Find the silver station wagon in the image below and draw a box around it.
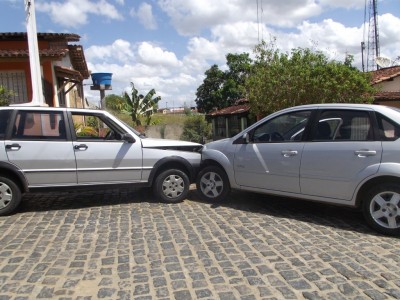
[0,106,202,215]
[197,104,400,236]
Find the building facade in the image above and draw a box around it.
[372,65,400,108]
[0,32,89,107]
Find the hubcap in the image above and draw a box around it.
[370,191,400,229]
[0,182,13,209]
[200,172,223,198]
[162,175,184,199]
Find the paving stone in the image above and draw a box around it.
[0,189,399,299]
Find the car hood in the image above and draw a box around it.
[141,138,202,151]
[203,138,230,152]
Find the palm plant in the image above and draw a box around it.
[123,82,161,126]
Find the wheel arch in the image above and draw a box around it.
[200,156,236,189]
[0,161,29,193]
[201,159,227,175]
[148,156,196,185]
[356,175,400,207]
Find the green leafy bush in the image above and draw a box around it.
[0,86,12,106]
[181,115,211,144]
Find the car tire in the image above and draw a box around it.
[0,176,22,216]
[153,169,190,203]
[362,183,400,236]
[196,166,230,202]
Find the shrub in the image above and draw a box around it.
[181,115,211,144]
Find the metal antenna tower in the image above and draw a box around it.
[366,0,380,71]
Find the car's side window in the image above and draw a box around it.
[313,110,373,141]
[71,112,123,141]
[0,110,12,140]
[12,111,66,140]
[251,110,311,143]
[376,113,400,141]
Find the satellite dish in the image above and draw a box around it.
[376,56,394,68]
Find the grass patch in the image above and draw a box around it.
[109,111,192,127]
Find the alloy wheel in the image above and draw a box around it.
[369,191,400,229]
[199,171,224,198]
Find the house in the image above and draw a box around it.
[371,65,400,108]
[0,32,89,107]
[207,99,254,140]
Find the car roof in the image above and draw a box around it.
[272,103,399,114]
[0,105,103,114]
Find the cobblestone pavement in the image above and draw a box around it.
[0,187,399,300]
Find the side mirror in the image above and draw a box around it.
[233,132,250,144]
[243,132,250,144]
[122,133,135,143]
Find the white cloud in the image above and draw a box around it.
[85,40,196,106]
[36,0,123,28]
[130,2,158,30]
[82,1,400,107]
[157,0,323,35]
[186,37,224,63]
[378,13,400,59]
[318,0,365,9]
[85,39,134,64]
[137,42,181,67]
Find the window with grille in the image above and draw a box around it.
[0,71,28,104]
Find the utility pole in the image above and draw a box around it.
[25,0,45,106]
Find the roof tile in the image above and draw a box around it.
[371,66,400,84]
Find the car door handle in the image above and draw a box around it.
[281,150,298,157]
[74,144,88,151]
[354,150,377,157]
[5,143,21,151]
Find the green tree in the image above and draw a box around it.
[195,53,252,114]
[195,65,224,113]
[222,53,252,101]
[0,86,13,106]
[123,82,161,126]
[105,94,125,112]
[181,115,211,144]
[246,41,376,117]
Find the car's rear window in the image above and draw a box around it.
[376,112,400,141]
[12,111,67,140]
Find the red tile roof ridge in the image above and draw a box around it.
[371,65,400,84]
[208,104,250,116]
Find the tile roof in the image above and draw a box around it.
[0,32,80,42]
[54,65,83,82]
[0,48,68,58]
[371,66,400,84]
[0,32,89,80]
[374,91,400,100]
[208,104,250,116]
[68,45,90,79]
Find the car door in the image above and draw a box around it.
[300,109,382,200]
[70,111,143,184]
[5,109,77,187]
[234,110,312,193]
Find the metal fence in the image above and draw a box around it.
[0,71,28,104]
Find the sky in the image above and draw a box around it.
[1,0,400,109]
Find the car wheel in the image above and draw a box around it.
[154,169,189,203]
[0,176,22,216]
[363,183,400,236]
[196,166,230,202]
